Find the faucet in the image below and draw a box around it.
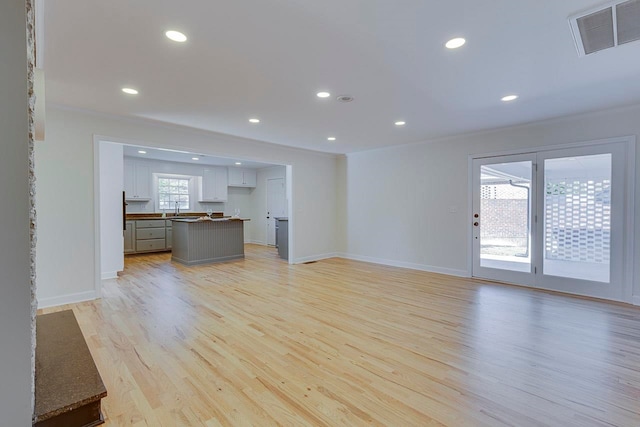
[175,201,180,216]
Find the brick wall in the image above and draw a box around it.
[481,199,528,239]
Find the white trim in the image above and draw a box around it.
[35,0,45,67]
[467,156,474,277]
[101,271,118,280]
[623,139,636,303]
[337,253,468,277]
[93,137,102,299]
[469,135,635,160]
[295,253,340,264]
[38,291,98,309]
[633,296,640,306]
[286,165,294,264]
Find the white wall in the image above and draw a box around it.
[345,103,640,301]
[0,0,34,422]
[99,142,124,279]
[336,155,348,253]
[35,110,97,306]
[36,107,340,305]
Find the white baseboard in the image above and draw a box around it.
[633,295,640,306]
[336,253,469,277]
[246,240,267,246]
[37,290,98,309]
[294,252,340,264]
[101,271,118,280]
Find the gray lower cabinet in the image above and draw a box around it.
[135,219,166,253]
[136,238,166,252]
[124,221,135,253]
[124,218,174,254]
[275,218,288,260]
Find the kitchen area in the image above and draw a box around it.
[125,213,250,265]
[98,141,290,278]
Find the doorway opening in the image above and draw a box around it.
[94,137,293,292]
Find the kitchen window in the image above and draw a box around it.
[157,176,192,211]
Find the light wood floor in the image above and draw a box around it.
[42,244,640,426]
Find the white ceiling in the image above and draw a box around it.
[122,144,274,169]
[42,0,640,154]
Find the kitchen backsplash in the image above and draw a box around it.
[126,199,225,214]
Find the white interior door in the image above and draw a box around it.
[266,178,285,246]
[472,140,632,302]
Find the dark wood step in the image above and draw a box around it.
[33,310,107,427]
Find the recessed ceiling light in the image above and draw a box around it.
[395,121,406,126]
[249,118,260,123]
[137,150,147,154]
[445,38,466,49]
[165,30,187,42]
[192,157,199,161]
[327,137,336,141]
[501,95,519,102]
[317,92,331,98]
[122,87,139,95]
[235,162,242,165]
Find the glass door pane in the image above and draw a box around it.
[543,154,611,283]
[479,161,532,273]
[536,141,628,301]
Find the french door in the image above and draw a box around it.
[473,153,536,286]
[472,141,631,302]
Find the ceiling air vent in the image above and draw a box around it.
[569,0,640,56]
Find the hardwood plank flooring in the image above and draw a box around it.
[41,244,640,426]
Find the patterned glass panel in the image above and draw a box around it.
[543,154,611,283]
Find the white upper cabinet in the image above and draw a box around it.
[201,167,228,202]
[135,164,151,199]
[124,159,151,200]
[228,167,257,187]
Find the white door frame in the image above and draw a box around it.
[468,136,636,303]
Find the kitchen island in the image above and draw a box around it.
[171,218,248,265]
